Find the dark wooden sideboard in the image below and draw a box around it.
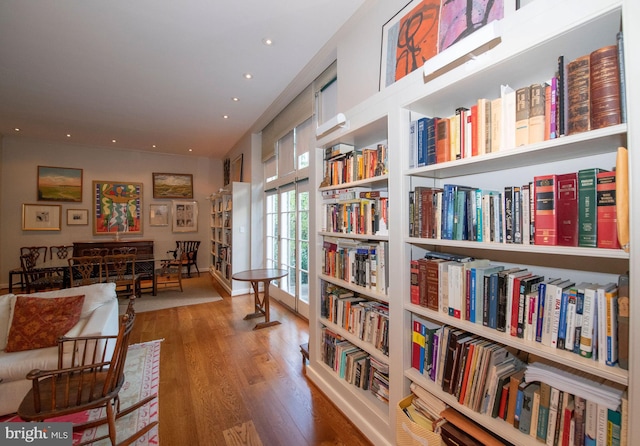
[73,240,155,294]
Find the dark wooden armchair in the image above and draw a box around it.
[18,298,157,446]
[20,253,65,293]
[167,240,201,277]
[104,253,142,298]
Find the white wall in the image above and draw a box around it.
[0,136,221,287]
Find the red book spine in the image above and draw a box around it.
[410,260,420,305]
[596,171,620,249]
[426,259,442,311]
[417,259,429,307]
[534,174,558,245]
[556,172,579,246]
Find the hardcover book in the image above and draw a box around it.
[529,83,546,144]
[617,272,629,370]
[515,85,530,146]
[596,170,620,249]
[436,117,452,164]
[534,174,557,245]
[590,44,622,130]
[567,54,591,135]
[578,168,607,247]
[556,172,578,246]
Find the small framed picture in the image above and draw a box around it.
[67,208,89,226]
[149,203,170,226]
[172,200,198,233]
[22,204,62,231]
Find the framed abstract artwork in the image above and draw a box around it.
[152,173,193,199]
[37,166,83,202]
[172,200,198,233]
[93,181,143,235]
[380,0,503,90]
[22,204,62,231]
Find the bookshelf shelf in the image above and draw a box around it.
[407,303,628,385]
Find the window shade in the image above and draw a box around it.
[261,85,313,162]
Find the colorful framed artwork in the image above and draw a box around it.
[67,208,89,226]
[152,173,194,199]
[22,204,62,231]
[37,166,83,202]
[380,0,503,90]
[172,200,198,233]
[93,181,143,235]
[149,203,170,226]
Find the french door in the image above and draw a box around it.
[265,180,310,318]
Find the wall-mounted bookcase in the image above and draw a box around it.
[209,182,251,296]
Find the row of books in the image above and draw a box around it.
[408,37,625,169]
[410,319,627,445]
[410,253,629,367]
[320,282,389,356]
[322,238,388,294]
[321,142,388,187]
[321,188,389,236]
[320,327,389,403]
[408,167,622,249]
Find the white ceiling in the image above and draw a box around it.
[0,1,364,158]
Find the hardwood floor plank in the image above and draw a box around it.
[223,421,264,446]
[128,276,373,446]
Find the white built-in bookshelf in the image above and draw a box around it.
[308,0,636,444]
[209,182,251,296]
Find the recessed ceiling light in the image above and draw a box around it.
[223,115,229,119]
[243,73,253,79]
[262,38,273,46]
[14,128,20,132]
[188,148,193,152]
[152,144,156,148]
[232,97,239,102]
[112,139,117,143]
[66,134,71,138]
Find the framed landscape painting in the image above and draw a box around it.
[93,181,143,235]
[37,166,83,202]
[152,173,193,199]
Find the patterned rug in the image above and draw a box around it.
[1,339,161,445]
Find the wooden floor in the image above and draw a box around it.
[129,278,374,446]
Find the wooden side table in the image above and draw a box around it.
[232,268,288,330]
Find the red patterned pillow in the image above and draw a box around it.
[5,294,85,352]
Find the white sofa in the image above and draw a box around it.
[0,282,119,416]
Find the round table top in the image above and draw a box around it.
[232,268,288,282]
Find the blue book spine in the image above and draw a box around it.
[475,189,484,242]
[557,288,569,349]
[441,184,457,240]
[488,272,499,329]
[470,269,477,323]
[425,117,437,166]
[417,117,427,167]
[536,282,547,342]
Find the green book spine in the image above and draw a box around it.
[578,168,606,247]
[536,382,551,441]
